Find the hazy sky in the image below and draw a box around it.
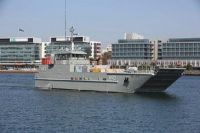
[0,0,200,45]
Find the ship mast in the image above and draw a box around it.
[70,26,75,51]
[65,0,75,51]
[64,0,67,43]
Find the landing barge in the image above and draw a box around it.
[35,50,184,93]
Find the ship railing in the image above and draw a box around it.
[106,69,155,75]
[55,58,88,64]
[134,70,155,74]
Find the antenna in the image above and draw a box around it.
[64,0,67,42]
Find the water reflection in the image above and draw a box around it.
[134,92,178,101]
[36,89,179,101]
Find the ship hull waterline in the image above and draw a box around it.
[35,73,153,93]
[35,68,184,93]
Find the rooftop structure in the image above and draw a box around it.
[124,33,144,40]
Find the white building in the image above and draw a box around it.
[44,36,101,60]
[124,33,144,40]
[90,41,102,59]
[41,42,50,58]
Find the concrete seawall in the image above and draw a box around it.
[0,70,38,74]
[183,70,200,76]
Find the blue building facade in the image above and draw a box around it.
[0,37,41,64]
[45,36,92,58]
[157,38,200,67]
[109,39,155,66]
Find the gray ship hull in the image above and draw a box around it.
[35,65,184,93]
[35,66,152,93]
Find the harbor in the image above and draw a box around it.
[0,0,200,132]
[0,73,200,132]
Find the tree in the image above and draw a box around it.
[102,51,112,65]
[186,63,193,70]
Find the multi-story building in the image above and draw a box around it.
[90,41,102,65]
[2,35,199,69]
[90,41,101,59]
[0,37,42,65]
[109,36,155,67]
[41,42,50,59]
[45,36,92,58]
[45,36,102,64]
[157,38,200,67]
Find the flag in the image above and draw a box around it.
[19,28,24,32]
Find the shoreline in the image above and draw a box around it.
[0,70,200,76]
[183,70,200,76]
[0,70,38,74]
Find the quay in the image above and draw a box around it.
[183,70,200,76]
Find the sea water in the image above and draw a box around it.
[0,74,200,133]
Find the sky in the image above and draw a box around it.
[0,0,200,46]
